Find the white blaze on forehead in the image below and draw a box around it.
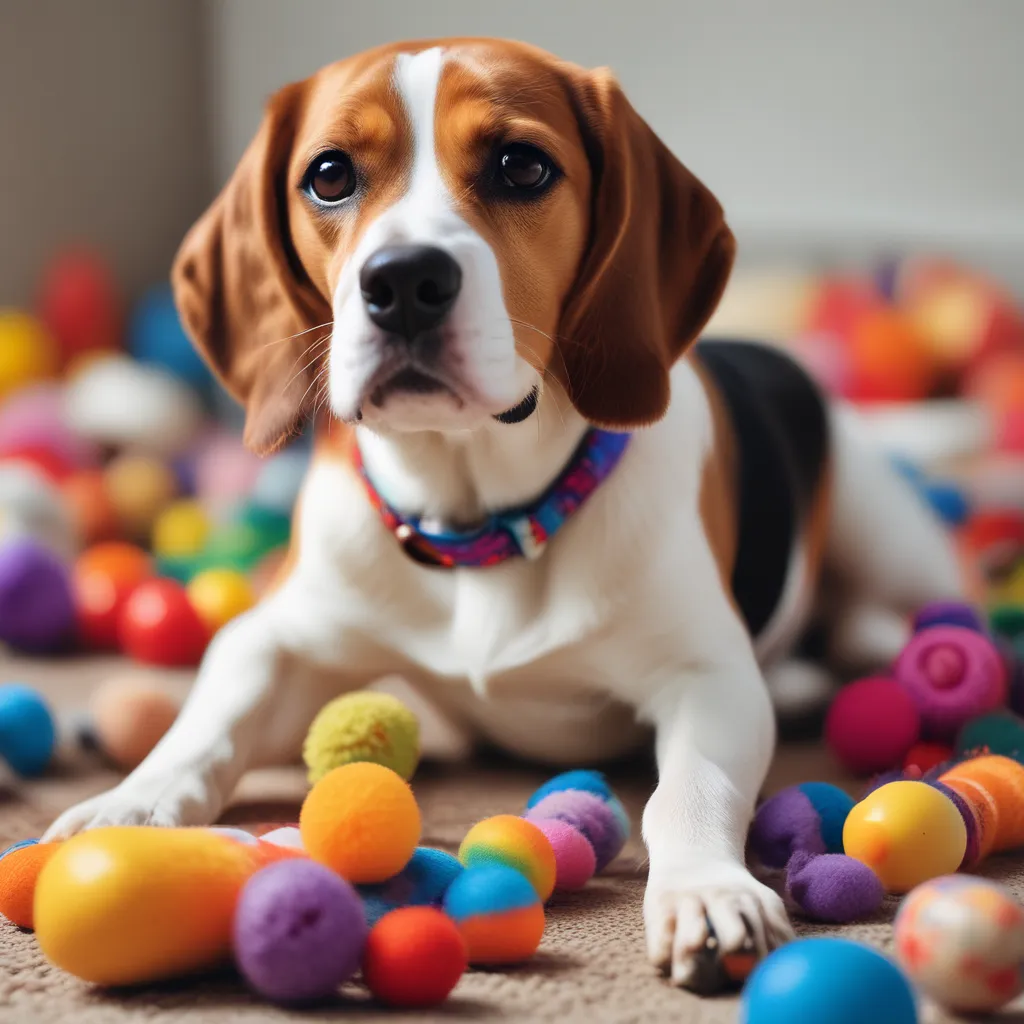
[394,47,448,212]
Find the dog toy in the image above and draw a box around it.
[740,937,918,1024]
[956,710,1024,760]
[186,568,254,634]
[151,499,210,559]
[0,684,56,777]
[784,851,884,923]
[525,768,631,836]
[0,311,57,400]
[749,782,854,867]
[299,762,421,883]
[233,858,367,1005]
[525,789,627,872]
[937,754,1024,865]
[443,864,545,965]
[894,875,1024,1014]
[843,780,967,893]
[903,741,953,775]
[358,846,464,926]
[362,907,468,1008]
[102,452,179,542]
[72,541,153,649]
[825,676,921,775]
[0,839,60,929]
[913,600,986,633]
[88,673,180,770]
[38,250,120,363]
[459,815,557,901]
[302,691,420,784]
[118,576,210,667]
[530,818,596,891]
[0,539,75,653]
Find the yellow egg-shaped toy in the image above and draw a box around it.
[186,568,255,633]
[0,311,58,399]
[34,827,254,985]
[843,781,967,894]
[152,500,210,558]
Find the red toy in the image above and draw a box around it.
[73,542,152,649]
[37,250,121,365]
[118,577,209,666]
[825,676,921,775]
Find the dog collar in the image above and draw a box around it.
[354,428,632,568]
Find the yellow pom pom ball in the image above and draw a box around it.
[104,454,178,540]
[459,815,557,901]
[299,762,421,883]
[0,311,57,399]
[186,568,254,633]
[152,499,210,558]
[843,781,967,894]
[303,691,420,783]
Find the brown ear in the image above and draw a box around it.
[557,69,736,426]
[171,82,331,454]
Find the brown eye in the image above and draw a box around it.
[499,144,555,192]
[305,151,355,204]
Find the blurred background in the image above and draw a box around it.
[0,0,1021,671]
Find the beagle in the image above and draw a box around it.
[47,38,964,989]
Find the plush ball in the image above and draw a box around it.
[749,782,854,869]
[785,851,884,924]
[740,938,918,1024]
[459,815,556,901]
[843,781,967,893]
[359,847,463,927]
[991,604,1024,643]
[151,500,210,559]
[0,384,97,468]
[0,462,76,561]
[443,865,545,965]
[955,711,1024,761]
[118,577,210,666]
[61,469,117,545]
[903,741,953,775]
[530,819,596,891]
[72,541,153,649]
[38,250,120,361]
[913,601,985,634]
[825,676,921,775]
[363,907,467,1007]
[302,691,420,784]
[846,307,937,402]
[0,539,75,654]
[88,673,181,769]
[525,790,626,872]
[894,625,1007,740]
[895,875,1024,1013]
[104,453,178,541]
[129,283,212,390]
[233,859,366,1005]
[0,684,56,776]
[186,568,255,633]
[0,311,57,400]
[299,762,421,884]
[526,770,630,837]
[0,839,60,929]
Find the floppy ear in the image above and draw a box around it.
[557,69,736,426]
[172,82,331,454]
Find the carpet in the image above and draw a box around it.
[3,656,1024,1024]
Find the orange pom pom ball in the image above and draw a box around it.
[0,840,60,929]
[299,762,421,884]
[459,815,557,901]
[363,907,467,1007]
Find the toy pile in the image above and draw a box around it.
[0,689,630,1010]
[0,248,308,671]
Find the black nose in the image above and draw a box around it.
[360,244,462,339]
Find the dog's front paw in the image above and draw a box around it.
[43,773,222,841]
[644,859,793,991]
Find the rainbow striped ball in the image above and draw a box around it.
[458,815,556,901]
[443,865,544,965]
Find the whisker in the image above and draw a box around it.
[258,319,335,352]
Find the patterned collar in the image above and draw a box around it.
[354,428,632,568]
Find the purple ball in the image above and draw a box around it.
[525,790,625,871]
[785,851,884,924]
[913,601,984,634]
[233,859,367,1004]
[0,539,75,653]
[749,788,826,869]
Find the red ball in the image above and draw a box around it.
[0,443,76,483]
[825,676,921,775]
[73,542,152,649]
[903,741,953,776]
[362,907,467,1008]
[37,250,121,362]
[118,578,209,666]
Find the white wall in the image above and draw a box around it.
[205,0,1024,285]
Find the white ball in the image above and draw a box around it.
[0,463,77,559]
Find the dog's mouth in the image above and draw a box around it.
[368,366,460,408]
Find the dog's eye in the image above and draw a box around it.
[304,151,355,204]
[498,144,555,192]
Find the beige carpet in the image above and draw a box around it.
[3,657,1024,1023]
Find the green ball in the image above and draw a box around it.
[303,692,420,783]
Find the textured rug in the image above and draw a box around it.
[2,656,1023,1023]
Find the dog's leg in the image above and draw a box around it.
[44,586,353,839]
[641,623,793,988]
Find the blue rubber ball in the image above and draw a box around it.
[0,684,56,776]
[741,939,917,1024]
[129,283,212,390]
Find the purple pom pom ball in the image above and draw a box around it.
[525,790,625,871]
[786,851,884,924]
[234,859,367,1004]
[0,539,75,653]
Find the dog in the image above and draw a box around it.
[46,38,964,988]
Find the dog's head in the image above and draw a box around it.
[173,39,734,452]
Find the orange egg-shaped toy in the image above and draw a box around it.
[459,815,556,901]
[89,674,181,769]
[34,827,255,985]
[73,541,152,649]
[299,762,421,883]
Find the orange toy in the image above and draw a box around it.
[62,469,118,545]
[0,841,60,929]
[846,308,937,403]
[299,762,421,884]
[459,815,557,901]
[72,541,152,649]
[938,755,1024,866]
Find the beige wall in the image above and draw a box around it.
[0,0,210,307]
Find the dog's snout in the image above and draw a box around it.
[360,245,462,339]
